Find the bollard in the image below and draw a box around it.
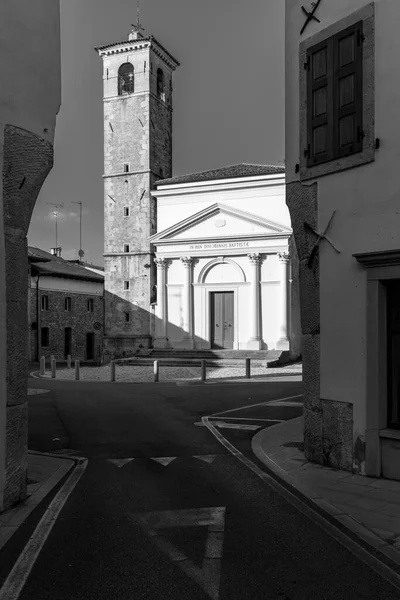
[75,360,80,380]
[40,356,45,376]
[50,354,55,361]
[111,360,116,382]
[51,358,56,379]
[201,359,206,382]
[67,354,72,369]
[245,358,251,379]
[154,360,159,383]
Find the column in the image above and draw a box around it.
[247,253,262,350]
[153,257,169,349]
[180,257,194,349]
[276,252,290,350]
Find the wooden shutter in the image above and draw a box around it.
[332,21,363,158]
[306,38,334,166]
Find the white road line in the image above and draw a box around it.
[209,416,283,423]
[150,457,177,466]
[0,460,87,600]
[106,458,135,468]
[209,394,303,418]
[201,416,400,593]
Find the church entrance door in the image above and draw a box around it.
[211,292,234,349]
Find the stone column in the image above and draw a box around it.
[180,257,194,349]
[247,253,262,350]
[153,257,169,349]
[276,252,290,350]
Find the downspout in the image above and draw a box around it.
[36,273,40,361]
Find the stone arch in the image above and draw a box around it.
[198,257,246,284]
[118,63,134,95]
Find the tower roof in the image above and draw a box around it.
[155,163,285,186]
[95,35,179,69]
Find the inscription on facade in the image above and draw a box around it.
[189,241,250,250]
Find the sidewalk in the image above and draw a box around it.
[252,416,400,567]
[0,451,75,551]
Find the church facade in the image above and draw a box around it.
[150,164,301,355]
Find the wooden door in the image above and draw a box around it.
[211,292,234,349]
[86,332,95,360]
[387,281,400,428]
[64,327,72,358]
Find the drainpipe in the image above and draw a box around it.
[36,273,40,362]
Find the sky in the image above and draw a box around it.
[27,0,285,266]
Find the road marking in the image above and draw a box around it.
[193,455,218,464]
[130,506,225,600]
[266,401,304,407]
[210,416,284,423]
[194,421,260,431]
[209,394,303,418]
[0,459,87,600]
[150,457,177,466]
[106,458,135,468]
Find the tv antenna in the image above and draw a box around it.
[46,202,64,247]
[71,200,84,261]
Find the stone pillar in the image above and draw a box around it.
[247,253,262,350]
[153,257,169,349]
[180,257,194,349]
[276,252,290,350]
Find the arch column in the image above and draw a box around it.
[276,252,290,350]
[180,257,194,349]
[153,257,169,349]
[247,253,262,350]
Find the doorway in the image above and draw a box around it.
[86,332,95,360]
[211,291,234,349]
[64,327,72,358]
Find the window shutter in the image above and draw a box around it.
[332,21,363,157]
[306,38,334,166]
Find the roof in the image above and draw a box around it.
[155,163,285,187]
[95,35,180,67]
[28,247,104,283]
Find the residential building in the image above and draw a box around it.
[28,247,104,362]
[150,164,301,356]
[285,0,400,479]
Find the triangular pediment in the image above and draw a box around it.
[149,203,291,244]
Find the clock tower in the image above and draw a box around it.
[96,25,179,356]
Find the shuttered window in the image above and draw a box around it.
[306,21,363,166]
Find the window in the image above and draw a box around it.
[118,63,134,95]
[124,207,130,217]
[124,311,130,322]
[124,163,130,173]
[41,327,49,347]
[124,244,130,253]
[41,295,49,311]
[305,21,363,166]
[87,298,94,312]
[157,68,165,100]
[65,297,72,311]
[124,281,130,290]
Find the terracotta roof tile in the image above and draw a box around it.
[155,163,285,186]
[28,247,104,283]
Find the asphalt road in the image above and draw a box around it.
[4,377,400,599]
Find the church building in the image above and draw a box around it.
[96,24,300,358]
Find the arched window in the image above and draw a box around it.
[157,68,165,100]
[118,63,134,95]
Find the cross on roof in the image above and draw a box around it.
[131,0,144,33]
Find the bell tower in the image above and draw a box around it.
[96,25,179,356]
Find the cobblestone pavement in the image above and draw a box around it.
[35,362,302,383]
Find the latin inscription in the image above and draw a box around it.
[189,241,250,251]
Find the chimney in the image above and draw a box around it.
[50,247,62,257]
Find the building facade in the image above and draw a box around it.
[96,25,179,357]
[286,0,400,479]
[28,248,104,362]
[150,164,301,355]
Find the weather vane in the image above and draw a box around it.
[132,0,144,34]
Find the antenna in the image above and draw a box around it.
[71,200,84,261]
[46,202,64,248]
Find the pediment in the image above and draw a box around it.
[149,203,291,244]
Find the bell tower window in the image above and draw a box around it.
[157,68,165,101]
[118,63,135,95]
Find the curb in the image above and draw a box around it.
[252,421,400,570]
[0,451,79,553]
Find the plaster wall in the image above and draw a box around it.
[286,0,400,468]
[0,0,61,510]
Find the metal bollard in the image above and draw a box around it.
[40,356,46,376]
[154,360,159,383]
[245,358,251,379]
[75,360,80,380]
[201,359,206,382]
[111,360,116,382]
[51,358,56,379]
[67,354,72,369]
